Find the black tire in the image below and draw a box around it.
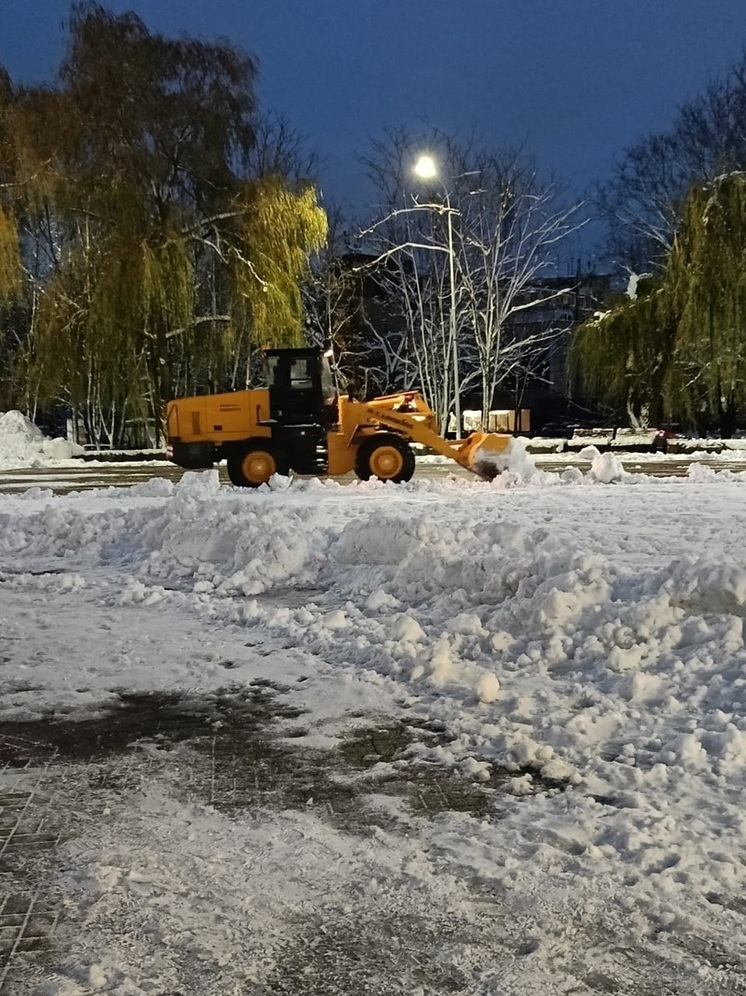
[227,441,289,487]
[354,433,415,483]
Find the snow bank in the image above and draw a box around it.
[3,469,746,790]
[3,467,746,992]
[0,409,83,468]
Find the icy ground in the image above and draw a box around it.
[1,424,746,991]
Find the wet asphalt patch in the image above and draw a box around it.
[0,683,570,991]
[0,683,567,829]
[2,688,736,995]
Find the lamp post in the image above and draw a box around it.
[413,155,461,438]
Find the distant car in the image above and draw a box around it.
[610,427,673,454]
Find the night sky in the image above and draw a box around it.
[3,0,746,222]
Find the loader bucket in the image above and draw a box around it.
[456,431,513,479]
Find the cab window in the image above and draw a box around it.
[289,357,313,389]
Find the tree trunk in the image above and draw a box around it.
[719,395,738,438]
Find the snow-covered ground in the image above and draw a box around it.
[2,423,746,993]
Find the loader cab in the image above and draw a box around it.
[265,347,337,426]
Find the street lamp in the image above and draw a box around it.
[413,155,461,438]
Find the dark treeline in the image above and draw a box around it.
[3,5,746,443]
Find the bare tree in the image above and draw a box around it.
[599,51,746,272]
[359,127,585,430]
[453,153,584,426]
[247,111,321,184]
[303,209,393,397]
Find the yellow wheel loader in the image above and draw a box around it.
[165,347,511,487]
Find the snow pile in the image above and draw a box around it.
[473,435,540,482]
[584,444,628,483]
[3,467,746,992]
[3,469,746,778]
[0,409,83,468]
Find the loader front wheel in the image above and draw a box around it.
[227,442,289,488]
[354,434,415,483]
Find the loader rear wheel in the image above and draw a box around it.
[354,434,415,483]
[227,442,289,487]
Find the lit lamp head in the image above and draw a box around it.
[413,155,437,180]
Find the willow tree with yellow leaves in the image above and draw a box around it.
[0,3,326,445]
[0,69,25,406]
[572,171,746,436]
